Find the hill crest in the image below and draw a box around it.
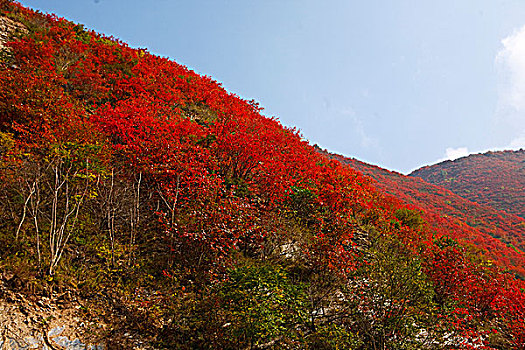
[411,149,525,218]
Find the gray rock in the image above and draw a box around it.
[0,330,102,350]
[48,326,64,337]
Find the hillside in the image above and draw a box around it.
[410,149,525,218]
[323,149,525,277]
[0,1,524,349]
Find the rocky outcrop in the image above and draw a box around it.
[0,272,157,350]
[1,325,103,350]
[0,278,105,350]
[0,15,27,50]
[0,299,105,349]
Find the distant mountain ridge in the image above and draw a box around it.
[410,149,525,218]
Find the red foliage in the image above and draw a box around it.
[324,150,525,277]
[1,3,524,345]
[412,150,525,219]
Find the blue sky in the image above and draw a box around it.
[17,0,525,173]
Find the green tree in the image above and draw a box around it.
[345,233,442,349]
[218,263,309,349]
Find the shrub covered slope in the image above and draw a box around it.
[0,2,524,349]
[411,150,525,219]
[325,150,525,278]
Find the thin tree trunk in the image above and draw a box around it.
[15,181,36,241]
[128,172,141,266]
[30,181,41,273]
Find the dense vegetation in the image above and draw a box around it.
[410,150,525,219]
[0,1,524,348]
[325,150,525,278]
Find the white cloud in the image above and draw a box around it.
[431,142,523,168]
[444,147,470,161]
[418,147,472,170]
[496,26,525,111]
[494,26,525,149]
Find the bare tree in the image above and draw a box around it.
[46,156,90,276]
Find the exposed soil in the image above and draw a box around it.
[0,272,157,350]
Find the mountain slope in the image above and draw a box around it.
[0,2,524,348]
[410,149,525,218]
[323,148,525,277]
